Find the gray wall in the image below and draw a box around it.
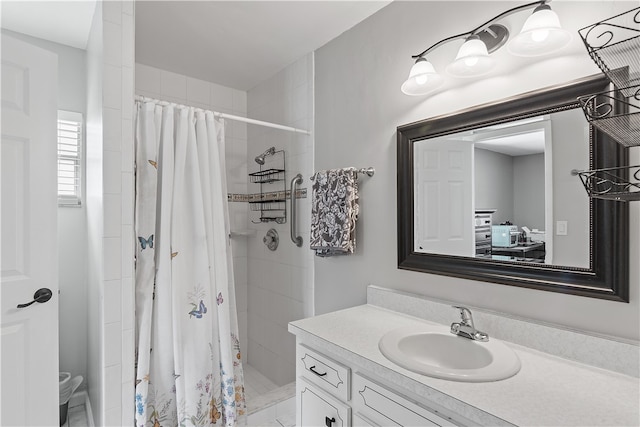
[1,29,89,388]
[314,1,639,341]
[513,153,545,230]
[551,109,591,267]
[474,148,514,225]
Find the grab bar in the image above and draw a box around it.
[290,173,303,247]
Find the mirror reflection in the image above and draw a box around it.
[413,108,590,268]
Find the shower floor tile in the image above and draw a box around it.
[244,363,279,403]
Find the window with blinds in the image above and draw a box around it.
[57,110,83,206]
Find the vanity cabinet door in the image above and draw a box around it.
[353,373,458,426]
[298,377,351,427]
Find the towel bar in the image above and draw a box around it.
[310,167,375,181]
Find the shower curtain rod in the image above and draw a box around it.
[135,95,311,136]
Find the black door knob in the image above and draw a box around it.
[17,288,53,308]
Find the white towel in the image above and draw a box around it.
[309,168,359,257]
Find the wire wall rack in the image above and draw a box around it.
[249,168,285,184]
[572,165,640,201]
[578,84,640,147]
[574,7,640,202]
[248,200,286,212]
[578,7,640,91]
[577,7,640,150]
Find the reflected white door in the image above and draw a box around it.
[1,35,59,426]
[414,139,474,257]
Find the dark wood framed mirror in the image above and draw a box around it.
[397,74,629,301]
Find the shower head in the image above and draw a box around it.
[255,147,276,165]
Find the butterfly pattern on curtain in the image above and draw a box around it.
[134,101,246,427]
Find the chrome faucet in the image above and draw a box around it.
[450,306,489,342]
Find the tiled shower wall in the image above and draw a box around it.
[246,53,315,386]
[134,63,250,357]
[85,1,135,425]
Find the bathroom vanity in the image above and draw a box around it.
[288,286,639,426]
[294,342,463,426]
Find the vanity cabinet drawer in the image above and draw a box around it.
[297,344,350,401]
[298,377,351,427]
[352,373,459,427]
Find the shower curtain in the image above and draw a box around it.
[134,101,246,427]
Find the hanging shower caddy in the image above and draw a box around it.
[573,6,640,201]
[249,149,287,223]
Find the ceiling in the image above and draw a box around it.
[475,130,545,157]
[135,1,391,91]
[1,1,96,49]
[474,117,547,156]
[1,1,390,91]
[445,116,546,157]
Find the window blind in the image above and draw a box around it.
[57,110,83,206]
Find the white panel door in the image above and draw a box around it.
[1,34,59,426]
[414,139,474,257]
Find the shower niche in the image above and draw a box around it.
[250,147,287,224]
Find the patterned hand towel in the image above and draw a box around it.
[310,168,359,257]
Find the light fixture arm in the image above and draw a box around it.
[411,0,547,59]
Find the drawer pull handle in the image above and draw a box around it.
[309,365,327,377]
[325,416,336,427]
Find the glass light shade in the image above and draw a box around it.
[507,5,572,57]
[401,58,444,96]
[446,36,495,78]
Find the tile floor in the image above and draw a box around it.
[61,365,295,427]
[62,400,89,427]
[244,364,295,426]
[64,395,295,427]
[244,363,280,405]
[246,395,295,427]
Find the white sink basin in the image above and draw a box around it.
[378,325,521,382]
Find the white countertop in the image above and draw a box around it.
[289,304,640,427]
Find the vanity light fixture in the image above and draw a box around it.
[508,4,572,57]
[401,0,572,96]
[446,34,496,78]
[401,57,444,95]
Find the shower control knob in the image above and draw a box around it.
[263,228,279,251]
